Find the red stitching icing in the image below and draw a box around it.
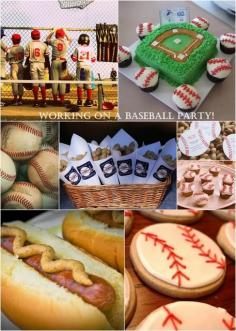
[29,159,57,191]
[198,130,209,148]
[119,46,130,56]
[2,193,33,209]
[3,122,42,137]
[211,64,232,76]
[178,226,226,269]
[1,148,38,159]
[221,38,236,45]
[174,90,192,107]
[141,232,190,286]
[221,185,233,194]
[224,33,235,38]
[179,135,189,156]
[0,170,16,181]
[197,16,208,24]
[224,137,233,160]
[144,70,157,87]
[147,23,153,32]
[181,85,200,100]
[135,67,145,80]
[208,58,226,64]
[192,20,202,28]
[162,306,182,331]
[222,317,235,330]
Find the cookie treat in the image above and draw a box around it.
[180,182,194,197]
[130,223,226,298]
[136,301,235,330]
[220,185,233,200]
[173,84,201,112]
[193,192,209,207]
[199,172,213,183]
[222,174,234,186]
[217,222,235,260]
[191,17,209,30]
[134,67,159,92]
[183,170,196,182]
[136,22,154,40]
[209,165,221,177]
[139,210,203,224]
[207,58,232,83]
[125,269,136,326]
[118,45,132,68]
[220,33,235,54]
[125,210,134,236]
[189,163,200,174]
[202,182,215,195]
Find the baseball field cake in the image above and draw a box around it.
[135,22,217,86]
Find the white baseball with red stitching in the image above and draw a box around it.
[220,33,236,50]
[134,67,159,89]
[207,58,232,79]
[0,150,16,193]
[118,45,131,63]
[191,16,209,30]
[28,149,59,193]
[136,22,154,38]
[173,84,201,110]
[1,122,43,161]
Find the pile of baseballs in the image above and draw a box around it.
[1,122,59,209]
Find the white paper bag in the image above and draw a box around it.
[60,162,82,186]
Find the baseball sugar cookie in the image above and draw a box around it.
[118,45,132,68]
[2,181,42,209]
[0,150,16,193]
[130,223,226,298]
[191,16,209,30]
[223,134,236,161]
[1,122,43,160]
[139,210,203,224]
[136,22,154,40]
[136,301,235,330]
[125,210,134,236]
[28,149,59,193]
[207,58,232,83]
[134,67,159,92]
[125,269,136,326]
[217,221,235,260]
[173,84,201,112]
[220,33,235,54]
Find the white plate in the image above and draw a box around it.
[119,39,234,114]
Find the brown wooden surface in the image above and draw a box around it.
[125,211,235,329]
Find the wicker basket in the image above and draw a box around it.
[64,176,171,209]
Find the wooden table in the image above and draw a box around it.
[126,211,235,329]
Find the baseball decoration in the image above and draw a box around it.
[136,301,235,330]
[1,122,43,161]
[207,58,232,83]
[191,17,209,30]
[136,22,154,40]
[28,149,59,193]
[139,210,203,224]
[0,150,16,193]
[217,222,235,260]
[41,192,58,209]
[118,45,132,68]
[220,33,235,54]
[223,134,236,161]
[173,84,201,111]
[2,182,42,209]
[134,67,159,92]
[130,223,226,298]
[178,129,209,157]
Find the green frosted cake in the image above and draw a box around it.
[135,22,217,86]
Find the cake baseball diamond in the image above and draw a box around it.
[135,23,217,86]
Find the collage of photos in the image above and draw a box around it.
[0,1,235,331]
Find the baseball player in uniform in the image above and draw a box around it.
[71,34,96,107]
[1,28,8,107]
[6,34,24,105]
[25,29,49,107]
[46,28,71,105]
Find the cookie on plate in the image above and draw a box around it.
[191,16,209,30]
[139,210,203,224]
[125,269,136,326]
[207,58,232,83]
[184,170,196,182]
[199,172,213,183]
[202,182,215,195]
[130,223,226,298]
[136,301,235,330]
[193,192,209,207]
[209,165,221,177]
[134,67,159,92]
[136,22,154,40]
[222,174,234,186]
[220,33,235,54]
[125,210,134,236]
[217,222,235,260]
[189,163,200,174]
[172,84,201,112]
[220,185,233,199]
[180,182,194,197]
[118,45,132,68]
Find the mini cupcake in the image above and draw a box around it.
[134,67,159,92]
[209,165,221,177]
[180,182,194,197]
[191,17,209,30]
[184,170,196,183]
[136,22,154,40]
[207,58,232,83]
[193,192,209,207]
[202,182,215,195]
[118,45,132,68]
[220,185,233,199]
[220,33,235,54]
[189,163,200,174]
[222,174,234,186]
[173,84,201,112]
[199,172,213,183]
